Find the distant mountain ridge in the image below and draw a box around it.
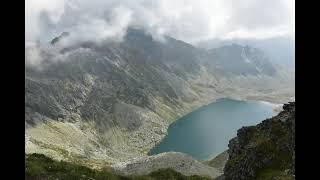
[207,44,276,76]
[196,37,295,70]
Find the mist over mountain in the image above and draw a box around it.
[26,0,294,45]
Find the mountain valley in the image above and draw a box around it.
[25,28,294,178]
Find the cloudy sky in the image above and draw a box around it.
[25,0,295,44]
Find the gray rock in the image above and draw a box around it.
[111,152,222,179]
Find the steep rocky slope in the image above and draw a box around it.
[222,102,295,180]
[25,27,294,168]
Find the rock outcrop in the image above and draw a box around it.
[51,32,70,45]
[111,152,222,179]
[223,102,295,180]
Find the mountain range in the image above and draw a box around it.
[25,27,294,176]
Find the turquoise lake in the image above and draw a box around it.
[148,98,275,160]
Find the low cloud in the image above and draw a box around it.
[25,0,294,66]
[26,0,294,44]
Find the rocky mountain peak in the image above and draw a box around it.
[50,32,70,45]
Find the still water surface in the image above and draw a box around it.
[149,98,275,160]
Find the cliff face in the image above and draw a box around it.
[223,102,295,180]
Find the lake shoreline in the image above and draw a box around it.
[148,97,278,161]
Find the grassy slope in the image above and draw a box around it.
[25,153,211,180]
[205,151,228,172]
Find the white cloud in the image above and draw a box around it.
[60,6,133,46]
[25,0,65,43]
[25,42,43,68]
[25,0,295,44]
[222,0,295,40]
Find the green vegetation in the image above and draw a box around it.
[225,153,245,169]
[254,122,293,173]
[136,169,211,180]
[26,153,127,180]
[256,168,294,180]
[205,150,228,171]
[26,153,211,180]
